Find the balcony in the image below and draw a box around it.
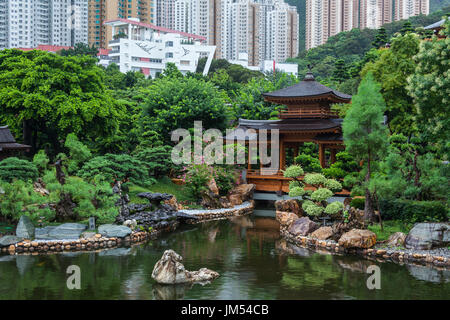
[278,108,339,119]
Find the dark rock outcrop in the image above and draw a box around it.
[114,186,197,231]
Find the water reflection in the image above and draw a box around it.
[0,216,448,300]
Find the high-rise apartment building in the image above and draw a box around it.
[154,0,298,65]
[88,0,155,48]
[306,0,429,50]
[395,0,429,20]
[0,0,88,49]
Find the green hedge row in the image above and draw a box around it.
[378,199,448,223]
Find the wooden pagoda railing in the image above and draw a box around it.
[278,108,339,119]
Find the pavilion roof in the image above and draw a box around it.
[263,72,351,103]
[224,118,342,141]
[0,126,31,151]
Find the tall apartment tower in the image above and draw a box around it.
[395,0,429,20]
[0,0,88,49]
[359,0,393,29]
[306,0,357,50]
[267,1,299,63]
[88,0,155,48]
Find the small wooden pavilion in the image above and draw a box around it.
[0,126,31,160]
[226,72,352,193]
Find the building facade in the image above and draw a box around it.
[88,0,155,49]
[306,0,429,50]
[104,18,216,78]
[0,0,88,49]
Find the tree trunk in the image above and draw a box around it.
[364,150,375,221]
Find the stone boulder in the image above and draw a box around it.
[16,215,35,239]
[35,226,57,240]
[229,184,255,202]
[386,232,407,247]
[275,211,298,229]
[164,196,179,211]
[123,219,137,230]
[207,178,219,196]
[0,235,22,247]
[48,223,87,239]
[275,199,301,215]
[228,194,243,206]
[288,217,318,236]
[310,226,334,240]
[98,224,132,238]
[404,223,449,250]
[152,249,219,284]
[338,229,377,249]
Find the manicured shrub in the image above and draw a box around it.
[33,150,50,174]
[350,197,365,210]
[134,145,173,178]
[289,186,306,198]
[0,157,38,182]
[304,173,327,186]
[311,188,333,202]
[325,201,344,215]
[324,179,342,192]
[294,154,322,173]
[379,199,448,223]
[322,167,346,179]
[283,165,304,178]
[214,166,238,196]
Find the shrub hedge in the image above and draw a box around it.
[379,199,448,223]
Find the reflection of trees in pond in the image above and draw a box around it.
[152,283,192,300]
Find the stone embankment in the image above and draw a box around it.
[179,201,255,223]
[276,199,450,269]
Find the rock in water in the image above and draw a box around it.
[338,229,377,249]
[98,224,132,238]
[405,223,449,250]
[0,235,22,247]
[16,216,35,239]
[152,250,219,284]
[48,223,87,239]
[276,211,299,229]
[288,216,318,236]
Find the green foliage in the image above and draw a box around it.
[324,179,342,192]
[407,18,450,150]
[59,43,99,57]
[322,167,346,179]
[379,199,448,223]
[213,166,238,196]
[372,27,388,48]
[134,146,173,179]
[304,173,327,186]
[350,197,365,210]
[182,164,212,199]
[64,133,92,174]
[311,188,333,202]
[332,59,349,83]
[283,165,304,178]
[78,154,154,187]
[325,201,344,215]
[289,186,306,198]
[343,73,389,163]
[303,202,324,216]
[0,50,125,155]
[362,33,420,136]
[0,180,53,222]
[323,151,360,180]
[33,150,50,174]
[294,154,322,173]
[0,157,38,182]
[368,220,413,242]
[139,75,228,142]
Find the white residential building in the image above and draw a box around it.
[104,18,216,78]
[0,0,88,49]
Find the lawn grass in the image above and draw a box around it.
[368,220,413,242]
[128,176,198,206]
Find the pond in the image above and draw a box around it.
[0,213,449,300]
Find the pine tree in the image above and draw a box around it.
[342,73,389,220]
[332,59,349,83]
[400,21,414,35]
[372,27,388,48]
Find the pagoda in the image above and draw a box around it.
[0,126,31,160]
[226,71,352,193]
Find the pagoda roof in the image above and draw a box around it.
[263,72,351,103]
[225,118,342,141]
[0,126,31,152]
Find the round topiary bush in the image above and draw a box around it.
[283,165,304,178]
[324,201,344,215]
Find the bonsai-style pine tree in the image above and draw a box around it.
[343,73,388,221]
[284,165,344,218]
